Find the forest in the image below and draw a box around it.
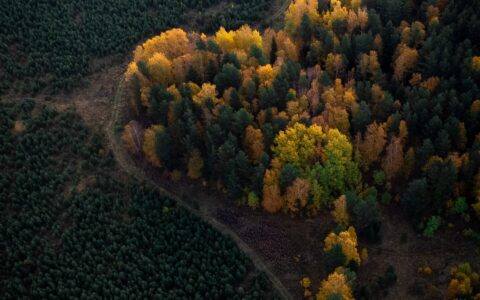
[0,0,271,94]
[1,0,480,298]
[0,100,274,299]
[121,0,480,298]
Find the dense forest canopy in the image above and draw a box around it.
[123,0,480,243]
[121,2,480,296]
[0,100,274,299]
[0,0,272,94]
[2,0,480,298]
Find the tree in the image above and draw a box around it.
[243,125,265,162]
[133,28,192,62]
[143,125,164,167]
[234,25,263,53]
[332,195,349,227]
[358,51,380,79]
[262,167,283,213]
[215,27,236,52]
[351,101,372,133]
[155,127,174,170]
[279,163,301,192]
[147,53,173,86]
[256,64,278,86]
[193,83,218,106]
[285,178,311,212]
[318,103,350,134]
[285,0,320,34]
[272,123,324,168]
[356,122,387,169]
[250,45,267,65]
[270,37,278,64]
[214,25,263,54]
[393,43,419,81]
[324,227,360,266]
[316,270,354,300]
[382,136,404,182]
[299,13,313,42]
[472,56,480,72]
[325,53,345,78]
[214,63,242,94]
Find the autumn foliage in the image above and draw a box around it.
[122,0,480,229]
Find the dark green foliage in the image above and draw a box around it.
[0,0,273,95]
[279,163,301,193]
[299,13,313,42]
[352,101,372,133]
[269,37,278,65]
[401,178,429,222]
[149,84,174,125]
[250,45,268,66]
[324,244,347,273]
[346,191,382,242]
[222,52,242,69]
[214,63,242,94]
[0,101,274,298]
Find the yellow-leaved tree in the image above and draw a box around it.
[147,53,173,86]
[324,226,361,265]
[316,269,354,300]
[142,125,164,167]
[272,122,325,167]
[285,0,320,34]
[133,28,192,62]
[332,195,349,227]
[192,83,218,106]
[214,25,262,54]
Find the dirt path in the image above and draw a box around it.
[106,79,293,300]
[266,0,292,25]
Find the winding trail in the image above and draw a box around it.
[106,79,293,300]
[265,0,292,25]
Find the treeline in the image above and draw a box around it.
[0,0,272,95]
[123,0,480,241]
[0,100,274,299]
